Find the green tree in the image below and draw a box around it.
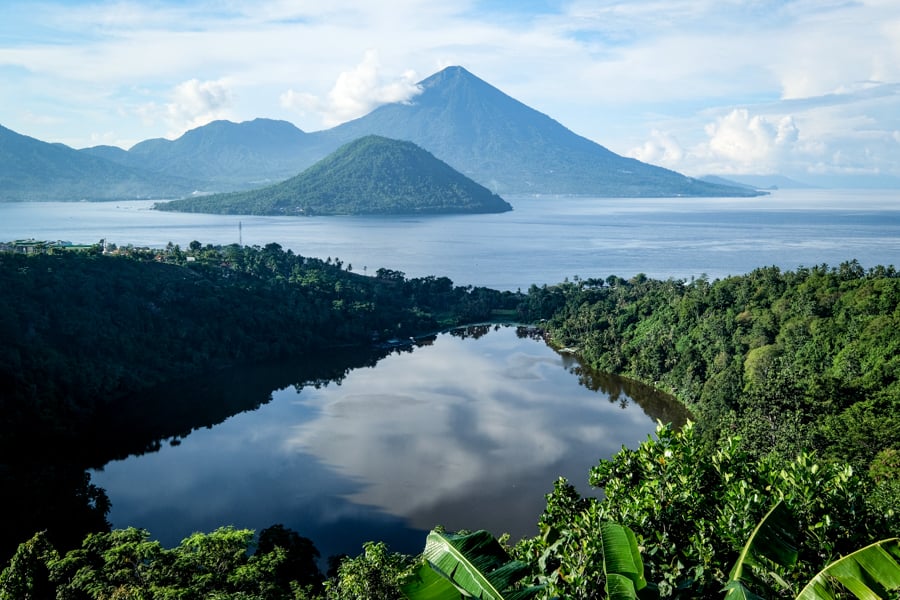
[521,423,888,599]
[325,541,413,600]
[256,524,323,594]
[0,531,59,600]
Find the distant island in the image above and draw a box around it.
[156,135,513,216]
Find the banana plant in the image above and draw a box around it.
[796,538,900,600]
[724,500,900,600]
[723,500,799,599]
[400,529,543,600]
[401,523,650,600]
[595,521,650,600]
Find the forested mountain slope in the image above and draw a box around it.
[157,135,512,215]
[86,118,318,189]
[528,263,900,471]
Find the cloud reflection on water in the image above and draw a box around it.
[93,326,678,557]
[282,327,656,538]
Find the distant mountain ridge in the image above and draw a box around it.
[157,135,513,215]
[0,125,196,201]
[702,174,819,190]
[81,118,318,190]
[2,66,764,201]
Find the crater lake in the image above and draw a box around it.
[2,189,898,560]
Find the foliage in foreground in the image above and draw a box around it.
[0,526,314,600]
[796,538,900,600]
[724,500,900,600]
[401,529,543,600]
[514,423,898,599]
[5,425,896,600]
[402,522,900,600]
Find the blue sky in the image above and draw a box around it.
[2,0,899,185]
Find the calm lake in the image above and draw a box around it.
[88,325,688,561]
[3,189,899,559]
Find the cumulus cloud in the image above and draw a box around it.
[280,50,421,126]
[630,109,811,175]
[278,89,320,115]
[629,129,685,167]
[165,78,234,134]
[703,108,799,173]
[134,78,234,138]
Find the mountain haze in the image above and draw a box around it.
[703,174,818,190]
[83,118,318,190]
[4,66,764,200]
[321,66,758,196]
[157,135,512,215]
[0,125,196,201]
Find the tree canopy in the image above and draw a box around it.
[2,248,899,599]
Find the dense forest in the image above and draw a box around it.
[0,242,522,572]
[0,240,519,432]
[157,135,513,216]
[1,247,898,599]
[528,264,900,472]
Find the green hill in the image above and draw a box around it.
[157,135,513,215]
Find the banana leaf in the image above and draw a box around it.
[795,538,900,600]
[400,529,543,600]
[600,522,648,599]
[724,500,799,600]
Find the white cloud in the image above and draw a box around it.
[280,50,421,127]
[135,78,234,138]
[703,109,799,173]
[631,108,809,175]
[629,129,685,167]
[1,0,899,181]
[278,89,320,116]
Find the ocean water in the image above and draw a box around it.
[3,189,899,290]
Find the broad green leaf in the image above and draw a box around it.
[607,573,639,600]
[722,580,766,600]
[401,562,466,600]
[725,500,799,599]
[601,522,647,592]
[601,522,648,599]
[796,538,900,600]
[400,530,542,600]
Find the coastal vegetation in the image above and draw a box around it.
[1,245,898,598]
